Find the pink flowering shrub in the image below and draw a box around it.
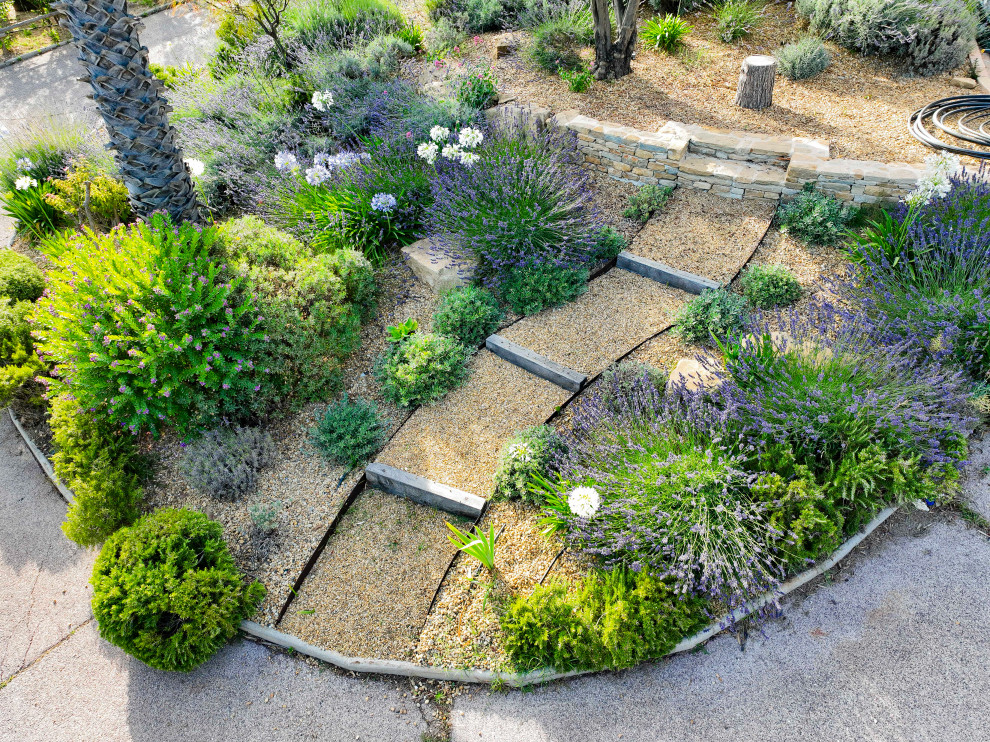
[33,215,266,436]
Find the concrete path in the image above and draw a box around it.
[0,4,218,244]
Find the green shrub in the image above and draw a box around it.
[500,264,588,316]
[778,181,856,245]
[558,66,593,92]
[589,226,628,262]
[675,288,748,344]
[623,184,673,223]
[456,66,498,109]
[775,36,830,80]
[43,158,132,230]
[432,285,503,348]
[493,425,566,501]
[740,264,802,309]
[33,215,264,436]
[0,251,44,302]
[500,568,706,672]
[50,394,143,547]
[90,507,265,672]
[0,299,43,407]
[641,14,693,52]
[528,12,593,73]
[181,425,277,499]
[148,61,198,89]
[377,331,470,407]
[0,118,106,194]
[218,215,306,271]
[1,180,66,239]
[311,395,385,467]
[713,0,762,42]
[285,0,407,51]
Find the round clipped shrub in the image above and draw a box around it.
[0,250,44,302]
[675,288,748,344]
[311,395,385,467]
[493,424,566,502]
[376,331,470,407]
[217,214,305,270]
[432,285,504,348]
[90,508,265,672]
[775,37,830,80]
[740,264,802,309]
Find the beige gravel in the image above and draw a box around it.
[278,488,460,660]
[629,187,774,283]
[499,268,690,376]
[375,349,571,498]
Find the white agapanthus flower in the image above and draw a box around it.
[311,90,334,112]
[458,127,484,148]
[441,143,462,161]
[458,150,480,167]
[184,158,205,177]
[274,151,299,172]
[417,142,439,164]
[15,157,33,172]
[567,486,601,518]
[14,175,38,190]
[429,125,450,143]
[305,165,332,186]
[370,192,397,213]
[906,151,960,208]
[505,442,532,463]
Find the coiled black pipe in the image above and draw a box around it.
[909,94,990,159]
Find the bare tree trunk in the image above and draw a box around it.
[56,0,202,224]
[734,55,777,110]
[592,0,639,80]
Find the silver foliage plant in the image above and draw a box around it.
[181,426,278,499]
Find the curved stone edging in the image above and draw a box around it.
[239,505,898,686]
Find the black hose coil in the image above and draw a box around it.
[909,94,990,159]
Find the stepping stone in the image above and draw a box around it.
[486,335,587,392]
[617,251,719,295]
[366,463,485,518]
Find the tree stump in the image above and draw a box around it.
[734,55,776,110]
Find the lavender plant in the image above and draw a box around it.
[426,122,597,296]
[841,170,990,385]
[181,425,278,499]
[33,215,266,436]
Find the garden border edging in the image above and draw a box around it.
[0,409,903,686]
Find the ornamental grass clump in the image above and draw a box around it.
[32,215,265,436]
[427,122,597,300]
[536,377,788,619]
[91,507,265,672]
[641,14,693,53]
[841,169,990,385]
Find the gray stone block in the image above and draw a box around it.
[365,463,485,517]
[485,335,587,392]
[617,252,720,294]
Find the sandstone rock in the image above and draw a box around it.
[492,34,516,59]
[666,357,723,395]
[401,238,473,292]
[950,76,978,90]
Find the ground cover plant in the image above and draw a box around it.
[778,181,856,245]
[432,285,504,348]
[311,395,385,467]
[91,507,265,672]
[493,424,565,501]
[740,264,802,309]
[675,287,748,343]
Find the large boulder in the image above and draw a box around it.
[401,238,474,292]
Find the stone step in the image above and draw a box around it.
[365,463,485,518]
[617,251,720,295]
[485,334,588,392]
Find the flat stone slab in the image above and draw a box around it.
[401,238,472,292]
[485,335,587,392]
[365,463,485,518]
[617,251,720,294]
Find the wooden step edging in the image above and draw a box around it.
[616,251,720,295]
[485,334,588,392]
[365,462,485,518]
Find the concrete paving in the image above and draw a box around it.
[0,413,94,685]
[961,435,990,521]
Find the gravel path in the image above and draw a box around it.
[499,270,690,376]
[278,489,460,661]
[961,435,990,521]
[375,350,571,498]
[628,187,773,283]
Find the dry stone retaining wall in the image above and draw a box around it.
[550,108,925,204]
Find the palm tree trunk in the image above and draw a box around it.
[55,0,202,224]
